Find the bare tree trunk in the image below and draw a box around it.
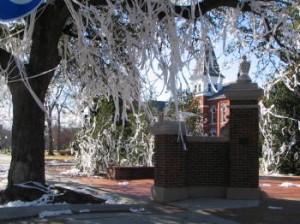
[0,2,69,201]
[47,112,55,156]
[57,118,62,152]
[5,78,48,201]
[56,105,62,152]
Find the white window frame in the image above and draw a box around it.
[210,106,216,124]
[221,105,227,123]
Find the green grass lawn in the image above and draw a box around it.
[45,149,75,161]
[1,150,74,161]
[45,154,74,161]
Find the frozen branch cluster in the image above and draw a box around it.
[260,75,300,174]
[0,0,298,117]
[0,76,11,128]
[59,0,299,174]
[0,1,299,175]
[72,102,154,175]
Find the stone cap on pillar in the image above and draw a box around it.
[150,120,187,135]
[224,55,263,101]
[223,81,263,101]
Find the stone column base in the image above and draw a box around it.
[152,186,261,202]
[151,186,189,202]
[151,186,226,202]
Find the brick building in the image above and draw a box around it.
[190,42,230,137]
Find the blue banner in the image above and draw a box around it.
[0,0,43,21]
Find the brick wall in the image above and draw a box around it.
[186,140,229,186]
[107,166,154,180]
[153,136,229,188]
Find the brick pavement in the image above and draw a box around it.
[57,174,300,202]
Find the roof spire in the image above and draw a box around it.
[191,37,224,81]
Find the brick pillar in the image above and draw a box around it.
[224,79,263,200]
[150,121,187,202]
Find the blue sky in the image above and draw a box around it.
[150,51,260,101]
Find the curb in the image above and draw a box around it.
[0,203,144,221]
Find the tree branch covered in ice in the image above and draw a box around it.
[260,70,300,174]
[72,98,154,175]
[0,0,297,114]
[0,0,299,198]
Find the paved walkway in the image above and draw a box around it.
[259,175,300,200]
[1,174,259,224]
[1,154,300,223]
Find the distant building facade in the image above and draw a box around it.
[189,41,230,137]
[151,41,232,137]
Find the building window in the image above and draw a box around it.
[194,84,197,92]
[210,129,216,137]
[198,84,201,92]
[208,84,212,92]
[210,106,216,124]
[214,84,218,91]
[221,105,226,123]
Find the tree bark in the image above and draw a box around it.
[5,76,48,200]
[0,2,70,201]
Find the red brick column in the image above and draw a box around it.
[150,121,188,202]
[153,135,187,188]
[224,80,263,199]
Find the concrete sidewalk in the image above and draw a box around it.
[0,178,259,224]
[1,207,239,224]
[0,197,259,224]
[0,155,259,223]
